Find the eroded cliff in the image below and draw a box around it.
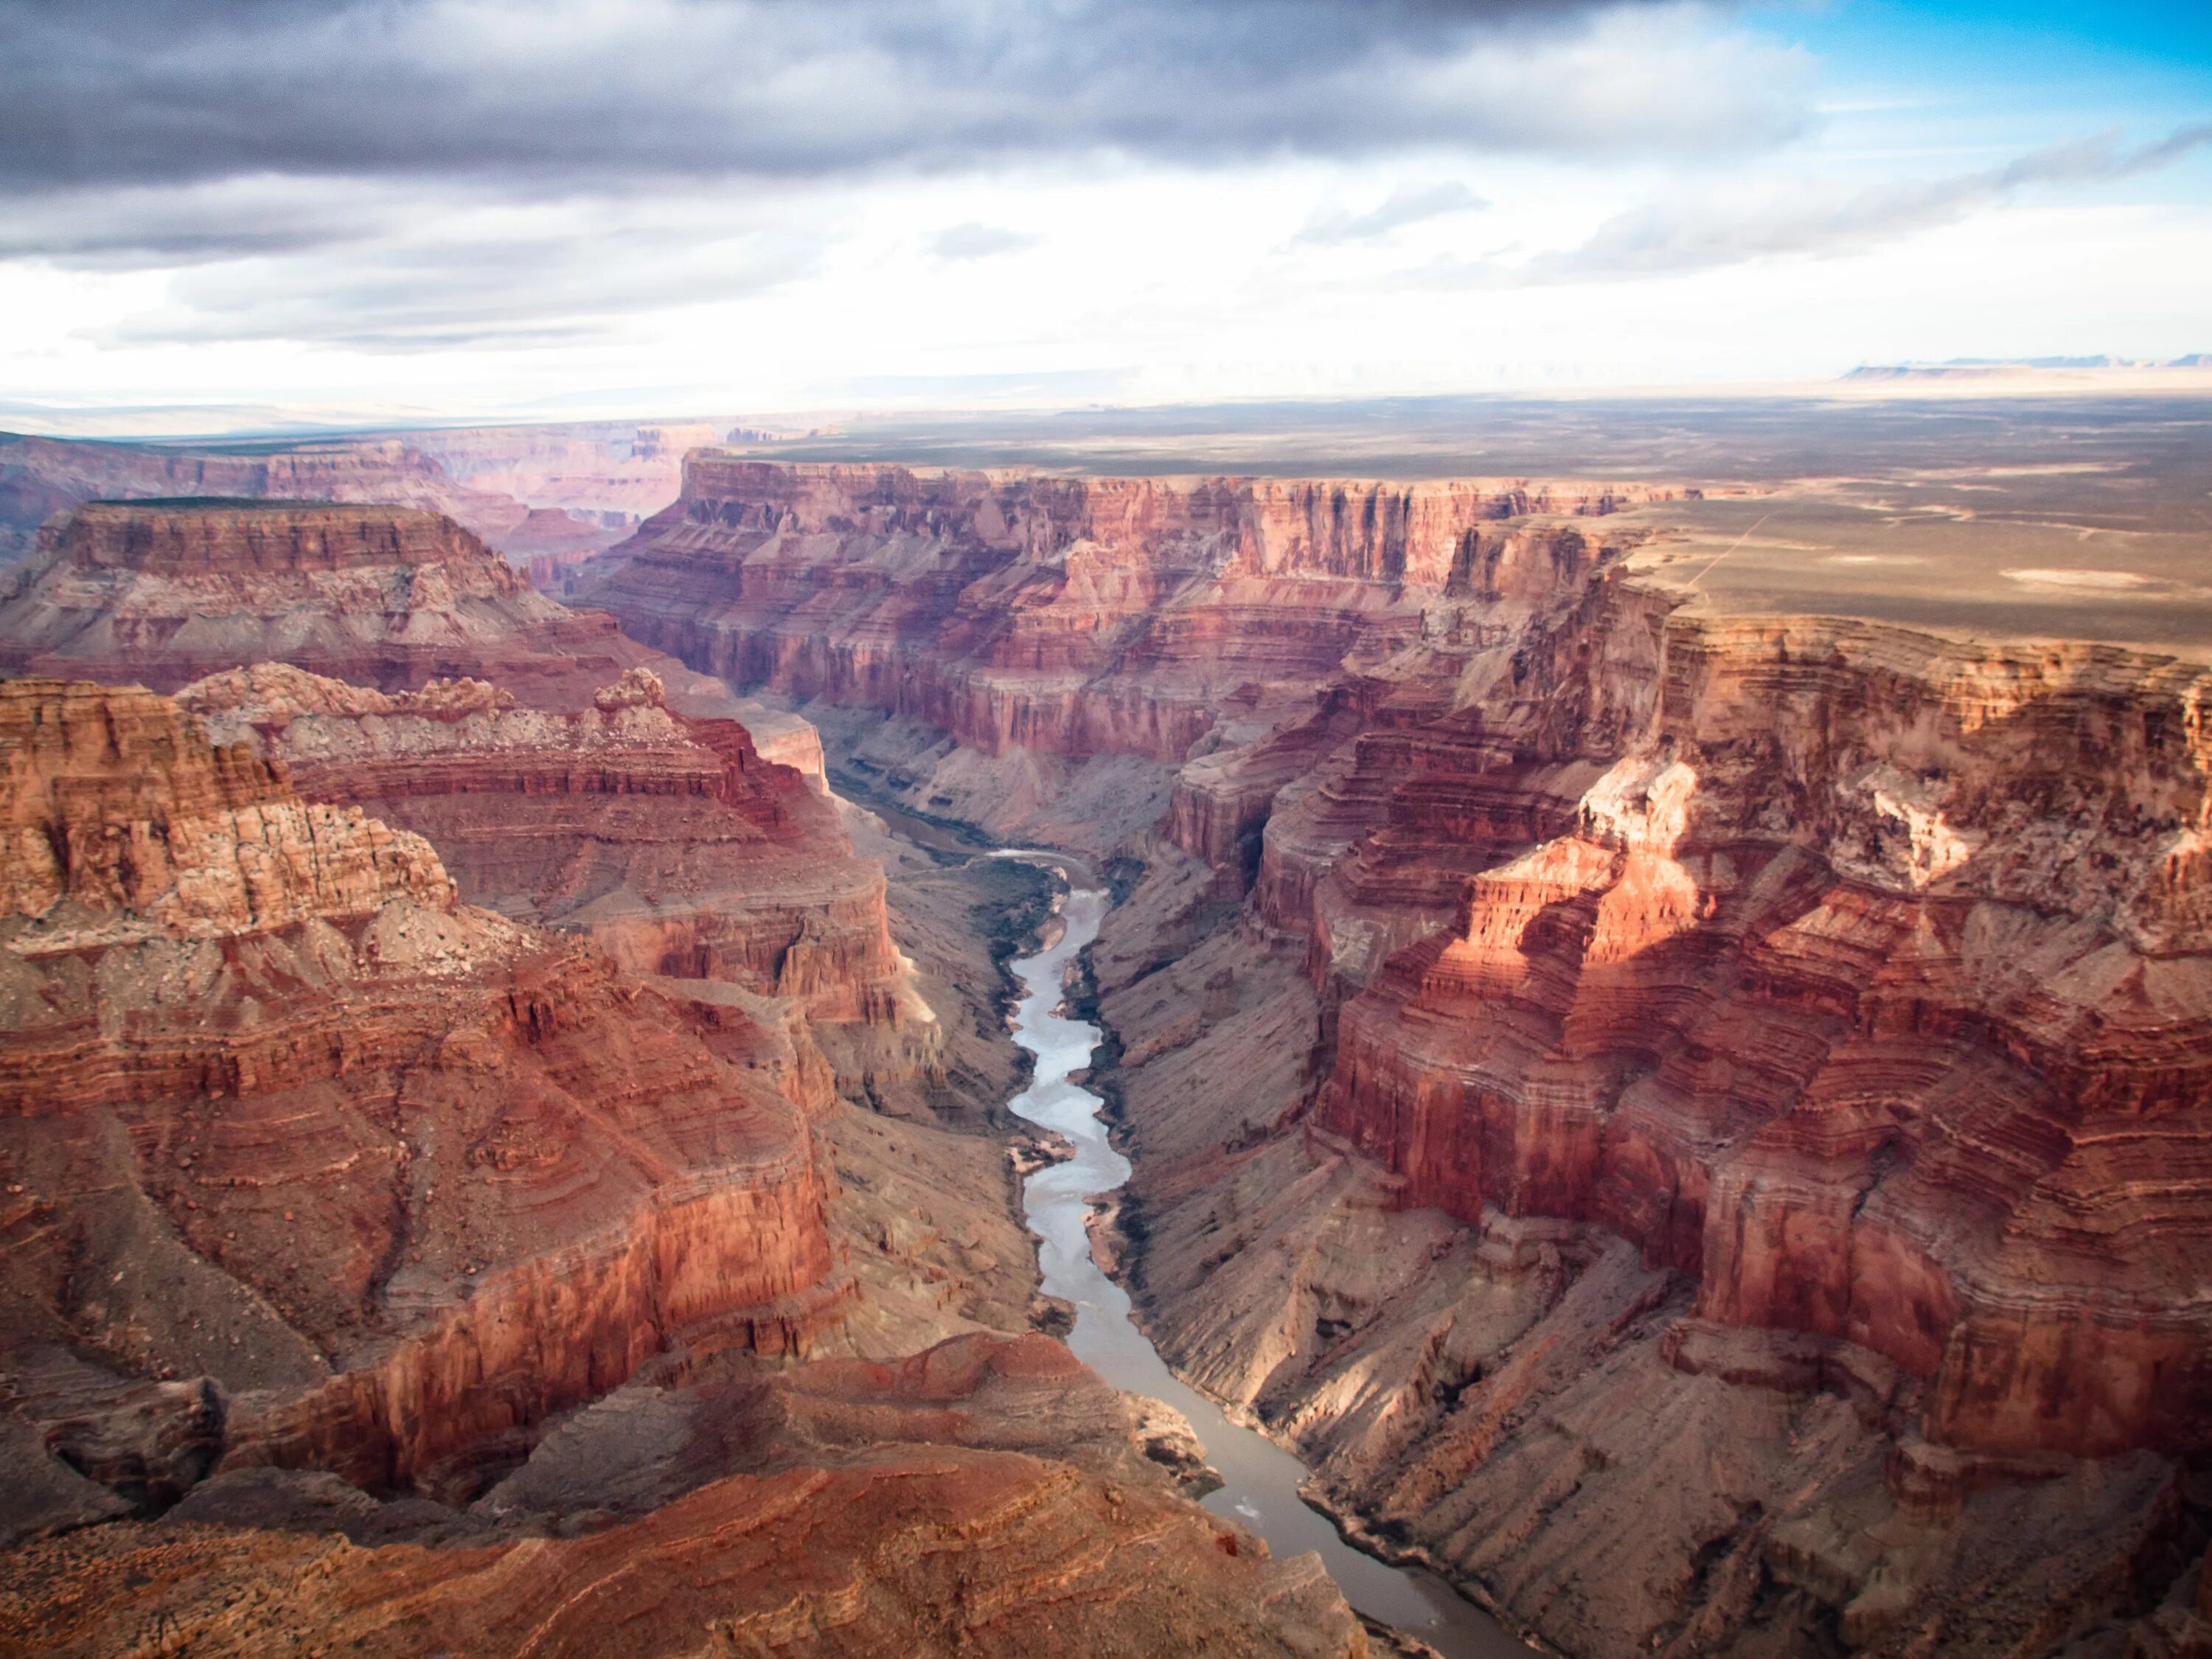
[1103,600,2212,1656]
[174,662,933,1077]
[577,457,1665,852]
[0,500,701,712]
[0,1331,1363,1659]
[0,678,843,1506]
[586,454,2212,1658]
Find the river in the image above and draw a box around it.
[1002,874,1534,1659]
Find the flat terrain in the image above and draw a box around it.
[750,391,2212,660]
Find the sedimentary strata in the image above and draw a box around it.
[175,662,929,1061]
[1,678,841,1512]
[1104,602,2212,1655]
[0,429,630,568]
[590,454,2212,1658]
[0,499,707,712]
[576,456,1661,851]
[0,1332,1360,1659]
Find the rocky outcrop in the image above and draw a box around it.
[0,493,933,1091]
[0,1332,1363,1659]
[1308,613,2212,1461]
[0,500,706,712]
[0,678,843,1507]
[174,663,929,1055]
[577,456,1663,779]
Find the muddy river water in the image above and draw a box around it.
[1002,874,1533,1658]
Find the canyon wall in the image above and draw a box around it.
[0,498,1370,1653]
[1102,589,2212,1655]
[0,498,926,1085]
[0,678,843,1500]
[1310,611,2212,1458]
[586,454,2212,1657]
[578,455,1666,773]
[0,501,651,706]
[0,1332,1363,1659]
[177,662,929,1047]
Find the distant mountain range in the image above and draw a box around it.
[1846,353,2212,378]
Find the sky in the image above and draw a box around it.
[1,0,2208,430]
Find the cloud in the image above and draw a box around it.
[0,0,1815,355]
[1293,181,1489,246]
[0,177,406,267]
[95,205,824,351]
[928,223,1040,260]
[1421,122,2212,287]
[1,2,1806,222]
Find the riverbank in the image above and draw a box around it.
[1002,881,1529,1659]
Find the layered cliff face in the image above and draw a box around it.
[1313,614,2212,1460]
[0,1332,1363,1659]
[0,501,699,711]
[1093,599,2212,1655]
[175,663,929,1058]
[576,459,1663,835]
[0,491,940,1119]
[0,678,844,1507]
[576,456,2212,1656]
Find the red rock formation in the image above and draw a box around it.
[0,678,843,1500]
[174,662,928,1043]
[491,448,2212,1654]
[0,1332,1363,1659]
[577,456,1666,771]
[0,501,695,711]
[1307,613,2212,1461]
[0,496,927,1099]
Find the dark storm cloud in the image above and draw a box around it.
[1,0,1794,205]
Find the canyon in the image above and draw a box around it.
[569,452,2212,1658]
[2,437,2208,1657]
[0,497,1368,1653]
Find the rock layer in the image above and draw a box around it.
[577,456,2212,1657]
[0,678,841,1504]
[0,501,692,711]
[0,429,627,568]
[175,663,928,1046]
[1279,611,2212,1459]
[1089,596,2212,1653]
[0,1332,1363,1659]
[578,456,1663,773]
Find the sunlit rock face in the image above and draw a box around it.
[1064,597,2212,1655]
[0,495,928,1090]
[605,459,2212,1653]
[0,678,843,1501]
[1310,615,2212,1461]
[585,455,2212,1469]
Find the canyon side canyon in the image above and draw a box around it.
[0,438,2205,1659]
